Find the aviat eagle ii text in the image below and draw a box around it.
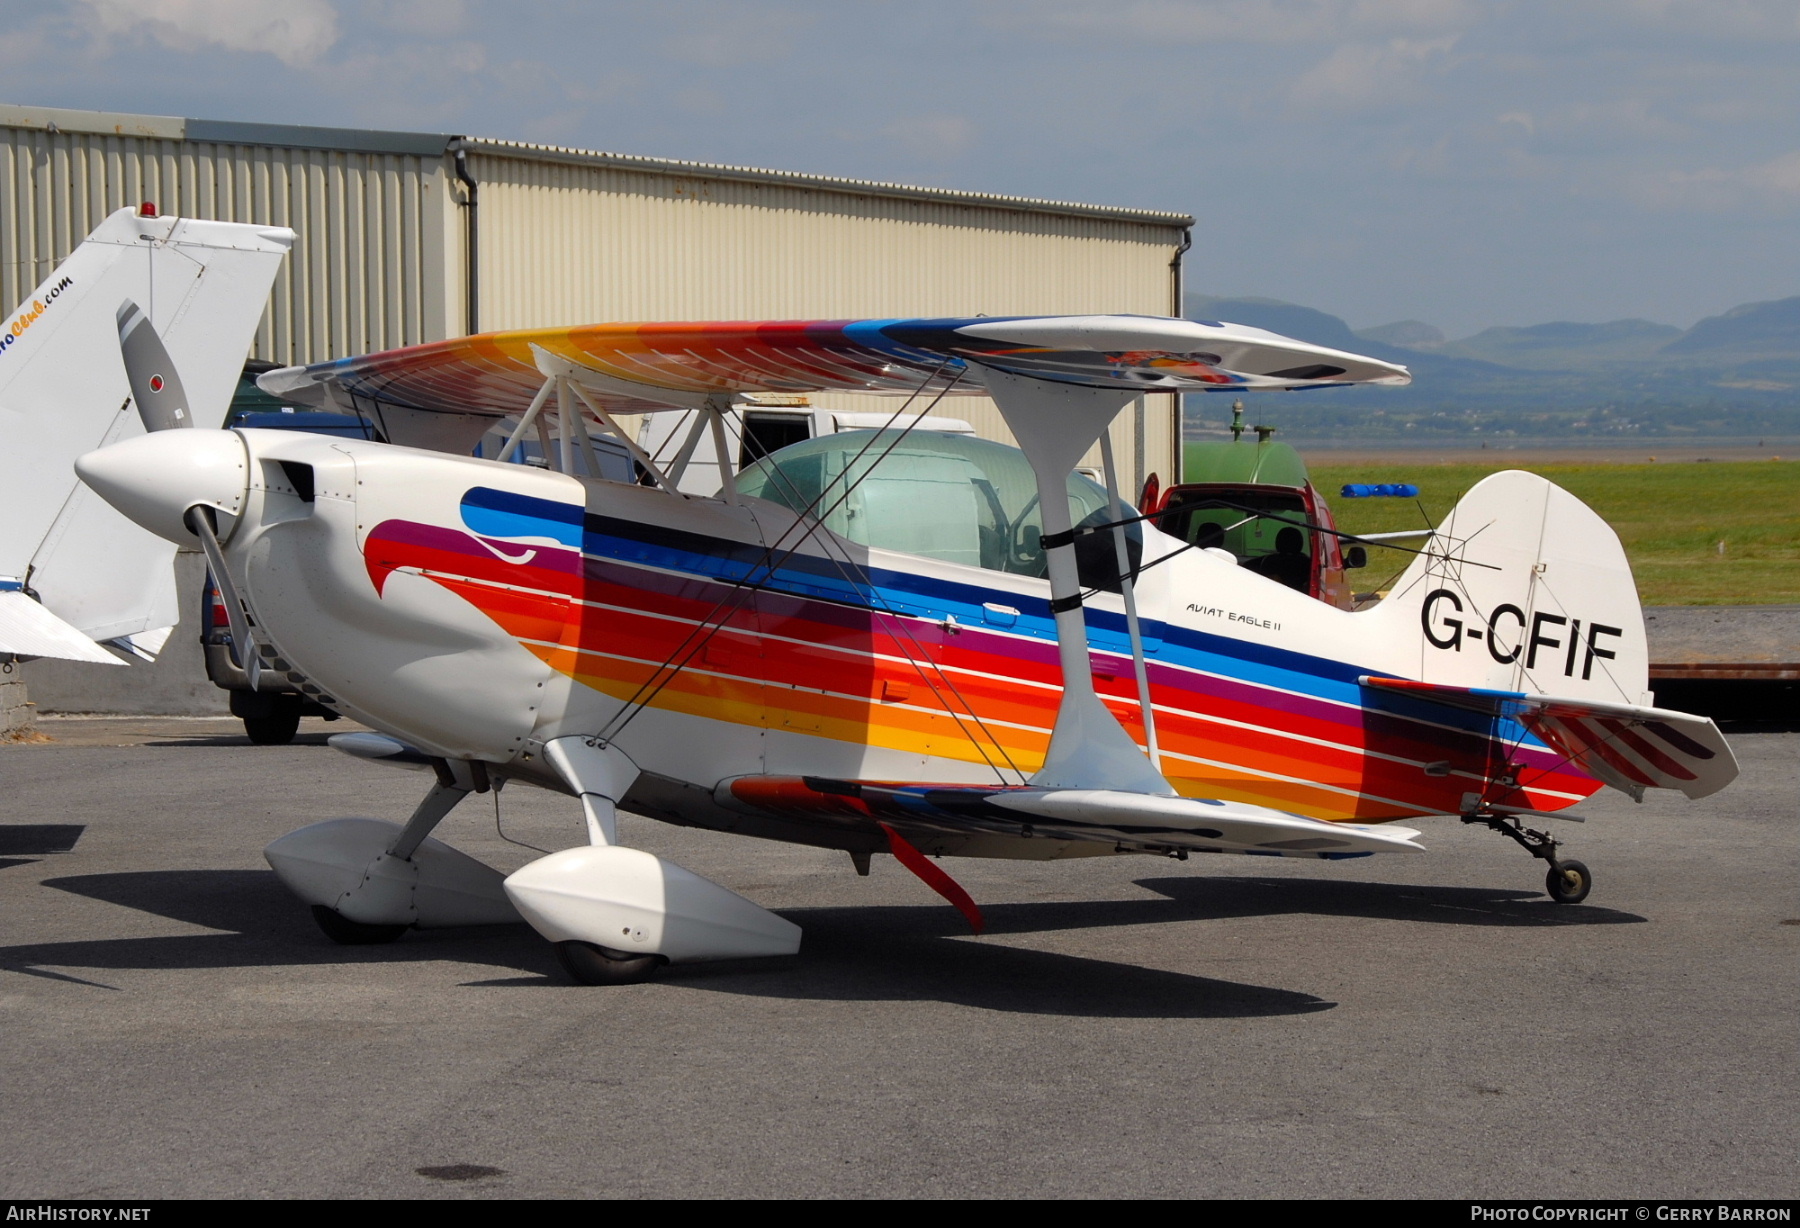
[8,212,1737,984]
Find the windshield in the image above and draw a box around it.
[737,429,1139,587]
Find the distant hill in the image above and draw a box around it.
[1662,296,1800,357]
[1441,319,1682,370]
[1189,295,1384,356]
[1181,293,1800,441]
[1187,295,1535,383]
[1356,320,1444,348]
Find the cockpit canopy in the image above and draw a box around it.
[736,429,1140,589]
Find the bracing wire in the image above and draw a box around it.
[587,363,957,733]
[588,362,964,745]
[748,444,1028,785]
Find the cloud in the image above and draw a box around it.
[882,115,977,162]
[75,0,340,67]
[1513,96,1693,151]
[1290,35,1457,108]
[1599,0,1800,40]
[658,3,812,67]
[1627,149,1800,212]
[367,0,468,37]
[1745,149,1800,195]
[674,87,730,118]
[998,0,1477,45]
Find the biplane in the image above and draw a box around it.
[7,210,1738,984]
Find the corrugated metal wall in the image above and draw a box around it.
[0,125,446,366]
[1,110,1183,483]
[465,146,1183,484]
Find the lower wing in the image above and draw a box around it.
[720,776,1426,859]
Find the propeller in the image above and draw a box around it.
[115,299,193,432]
[115,300,259,687]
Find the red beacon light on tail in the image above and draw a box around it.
[138,201,157,218]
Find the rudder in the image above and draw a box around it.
[1367,471,1651,709]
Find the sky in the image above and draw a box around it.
[5,0,1798,337]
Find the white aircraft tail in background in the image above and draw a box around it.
[0,207,292,665]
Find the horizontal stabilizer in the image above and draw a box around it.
[724,776,1425,858]
[0,590,123,665]
[1361,676,1738,800]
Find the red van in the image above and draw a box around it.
[1141,438,1367,610]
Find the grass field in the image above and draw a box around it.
[1274,457,1799,607]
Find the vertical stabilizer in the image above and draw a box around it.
[1367,470,1651,708]
[0,208,293,662]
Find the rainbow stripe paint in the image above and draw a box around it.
[265,314,1409,420]
[363,486,1600,824]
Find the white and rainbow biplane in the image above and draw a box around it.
[5,211,1738,984]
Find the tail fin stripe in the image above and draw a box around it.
[1532,715,1657,788]
[1575,724,1660,786]
[1644,720,1715,760]
[1599,717,1697,782]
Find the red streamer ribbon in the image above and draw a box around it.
[878,822,984,935]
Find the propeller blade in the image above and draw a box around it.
[184,506,259,690]
[116,299,193,433]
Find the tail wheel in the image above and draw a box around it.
[310,904,407,945]
[1546,859,1592,905]
[555,941,662,986]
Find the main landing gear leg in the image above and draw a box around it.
[502,738,801,986]
[540,738,662,986]
[308,760,483,944]
[1462,810,1592,905]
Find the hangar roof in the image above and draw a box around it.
[0,103,1194,229]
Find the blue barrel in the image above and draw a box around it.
[1340,483,1420,498]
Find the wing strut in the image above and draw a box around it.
[973,366,1171,795]
[532,349,684,490]
[494,376,555,463]
[1099,429,1159,769]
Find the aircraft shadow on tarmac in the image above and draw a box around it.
[656,877,1645,1016]
[1,867,1644,1018]
[141,734,340,749]
[0,824,85,856]
[2,870,545,990]
[6,869,1324,1019]
[1130,875,1648,929]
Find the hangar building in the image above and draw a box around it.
[1,103,1193,491]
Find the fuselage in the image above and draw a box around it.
[220,429,1598,850]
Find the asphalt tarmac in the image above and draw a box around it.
[1,717,1793,1199]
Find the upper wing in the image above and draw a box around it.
[1360,676,1737,800]
[720,776,1425,858]
[257,314,1411,421]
